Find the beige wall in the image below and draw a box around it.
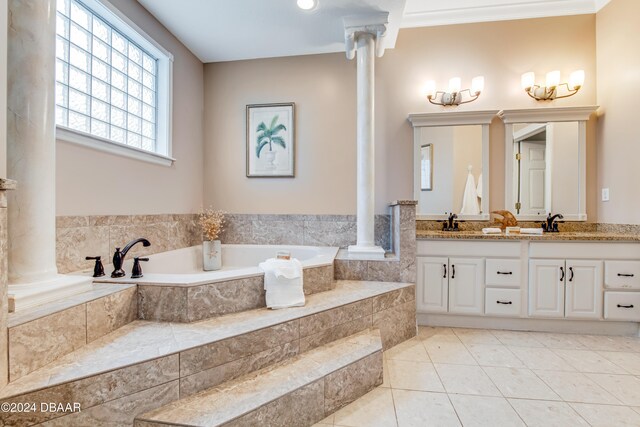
[55,0,204,216]
[203,15,597,215]
[596,0,640,224]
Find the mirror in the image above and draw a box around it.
[501,107,597,221]
[420,144,433,191]
[409,111,498,220]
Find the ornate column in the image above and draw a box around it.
[344,14,388,260]
[7,0,91,311]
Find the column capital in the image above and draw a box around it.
[343,12,389,60]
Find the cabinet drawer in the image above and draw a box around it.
[486,259,521,287]
[604,292,640,321]
[485,288,521,316]
[605,261,640,290]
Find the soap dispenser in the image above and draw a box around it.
[85,256,105,278]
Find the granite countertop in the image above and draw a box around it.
[416,230,640,242]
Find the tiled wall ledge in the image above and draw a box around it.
[335,201,417,284]
[7,284,137,382]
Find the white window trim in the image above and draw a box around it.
[55,0,175,166]
[57,126,176,166]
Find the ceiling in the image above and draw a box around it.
[137,0,610,63]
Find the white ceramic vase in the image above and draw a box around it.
[203,240,221,271]
[264,150,277,170]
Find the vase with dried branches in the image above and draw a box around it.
[199,208,225,271]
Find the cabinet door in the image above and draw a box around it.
[529,259,565,318]
[448,257,484,315]
[416,257,449,313]
[565,260,603,319]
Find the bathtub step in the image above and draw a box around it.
[135,329,383,427]
[0,280,415,426]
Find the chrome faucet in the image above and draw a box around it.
[111,238,151,278]
[542,213,564,233]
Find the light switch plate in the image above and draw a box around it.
[602,188,610,202]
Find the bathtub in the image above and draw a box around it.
[95,244,339,322]
[99,244,339,286]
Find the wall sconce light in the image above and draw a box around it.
[521,70,584,100]
[425,76,484,106]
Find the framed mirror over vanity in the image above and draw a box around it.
[500,106,598,221]
[408,110,499,221]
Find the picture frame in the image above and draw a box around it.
[246,103,295,177]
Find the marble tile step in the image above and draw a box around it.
[0,281,414,405]
[134,329,384,427]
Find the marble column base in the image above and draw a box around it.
[8,274,93,312]
[347,244,386,260]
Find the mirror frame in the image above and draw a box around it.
[408,110,499,221]
[499,106,598,221]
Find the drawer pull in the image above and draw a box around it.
[617,304,635,309]
[618,273,635,277]
[560,266,565,282]
[443,264,447,279]
[497,271,513,275]
[496,300,513,305]
[569,267,574,282]
[451,265,456,279]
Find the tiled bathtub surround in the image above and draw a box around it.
[55,213,391,274]
[335,201,417,284]
[0,281,415,426]
[0,178,16,389]
[220,213,391,250]
[137,264,335,323]
[56,214,201,274]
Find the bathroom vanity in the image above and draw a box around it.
[415,234,640,331]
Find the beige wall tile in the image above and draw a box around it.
[372,300,417,350]
[8,304,86,381]
[179,320,299,377]
[138,285,188,323]
[324,351,383,414]
[87,287,138,342]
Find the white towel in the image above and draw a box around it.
[259,258,305,309]
[482,228,502,234]
[521,228,544,235]
[476,173,483,199]
[460,166,480,215]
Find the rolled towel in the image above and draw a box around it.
[482,227,502,234]
[521,228,544,235]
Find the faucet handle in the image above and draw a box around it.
[85,256,105,278]
[131,257,149,279]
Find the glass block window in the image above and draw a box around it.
[55,0,160,154]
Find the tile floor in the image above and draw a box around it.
[314,326,640,426]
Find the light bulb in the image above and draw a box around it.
[297,0,316,10]
[521,72,535,90]
[424,80,436,98]
[545,70,561,89]
[471,76,484,95]
[569,70,585,90]
[448,77,461,93]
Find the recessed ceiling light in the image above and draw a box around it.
[297,0,317,11]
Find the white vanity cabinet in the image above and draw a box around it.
[416,256,484,314]
[529,259,603,319]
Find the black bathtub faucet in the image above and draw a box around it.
[111,238,151,278]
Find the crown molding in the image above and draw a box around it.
[401,0,600,29]
[408,110,500,127]
[498,106,599,123]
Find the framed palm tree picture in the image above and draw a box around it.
[246,103,295,177]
